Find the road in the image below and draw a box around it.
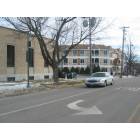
[0,77,140,123]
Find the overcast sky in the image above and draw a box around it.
[95,17,140,56]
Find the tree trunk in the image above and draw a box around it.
[52,65,59,84]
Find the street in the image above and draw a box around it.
[0,77,140,123]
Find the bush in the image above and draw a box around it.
[93,65,101,73]
[75,67,80,74]
[80,67,85,74]
[84,66,90,74]
[62,67,70,73]
[70,67,75,73]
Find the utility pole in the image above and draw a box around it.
[129,40,133,75]
[27,31,31,88]
[83,17,96,75]
[89,17,92,75]
[120,26,129,78]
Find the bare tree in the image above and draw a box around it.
[113,58,120,75]
[125,39,137,75]
[3,17,108,83]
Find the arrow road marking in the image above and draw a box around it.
[67,100,103,115]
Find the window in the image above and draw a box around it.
[80,59,84,64]
[29,76,34,80]
[104,59,108,64]
[7,77,15,81]
[104,50,108,56]
[80,50,84,56]
[7,45,15,67]
[64,58,68,64]
[73,59,77,64]
[91,50,94,56]
[95,58,99,63]
[92,58,94,63]
[44,60,49,67]
[44,75,49,79]
[29,48,34,67]
[95,50,99,56]
[73,50,77,56]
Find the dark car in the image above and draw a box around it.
[59,72,66,78]
[67,72,77,79]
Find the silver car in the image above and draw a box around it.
[85,72,114,87]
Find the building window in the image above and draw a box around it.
[44,60,49,67]
[95,50,99,56]
[104,50,108,56]
[95,58,99,63]
[80,59,84,64]
[92,58,94,63]
[92,50,94,56]
[80,50,84,56]
[7,77,15,82]
[29,76,34,80]
[101,68,107,72]
[64,58,68,64]
[73,59,77,64]
[73,50,77,56]
[29,48,34,67]
[104,59,108,64]
[7,45,15,67]
[44,75,49,79]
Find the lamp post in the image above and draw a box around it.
[83,17,96,75]
[27,31,32,88]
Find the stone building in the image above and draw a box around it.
[0,26,53,82]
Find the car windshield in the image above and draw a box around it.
[91,73,106,77]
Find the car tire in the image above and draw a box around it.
[104,81,107,87]
[111,79,113,85]
[86,85,91,88]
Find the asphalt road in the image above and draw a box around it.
[0,77,140,123]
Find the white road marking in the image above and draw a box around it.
[67,100,103,115]
[0,88,104,117]
[115,87,140,92]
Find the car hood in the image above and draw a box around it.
[86,77,106,81]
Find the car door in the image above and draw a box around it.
[106,73,112,84]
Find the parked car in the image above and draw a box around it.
[59,72,66,78]
[67,72,77,79]
[85,72,114,87]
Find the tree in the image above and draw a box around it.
[62,67,70,73]
[125,39,137,75]
[93,65,100,73]
[113,58,120,75]
[3,17,107,83]
[75,67,80,74]
[84,66,90,74]
[70,67,75,73]
[80,67,85,74]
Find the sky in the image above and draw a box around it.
[0,17,140,58]
[95,17,140,56]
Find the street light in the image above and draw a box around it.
[83,17,96,75]
[27,31,32,88]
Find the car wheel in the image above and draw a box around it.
[104,81,107,87]
[111,79,113,85]
[86,85,91,88]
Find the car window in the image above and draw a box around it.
[91,73,106,77]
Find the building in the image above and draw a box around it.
[0,26,53,82]
[60,44,121,73]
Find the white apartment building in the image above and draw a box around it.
[60,44,121,73]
